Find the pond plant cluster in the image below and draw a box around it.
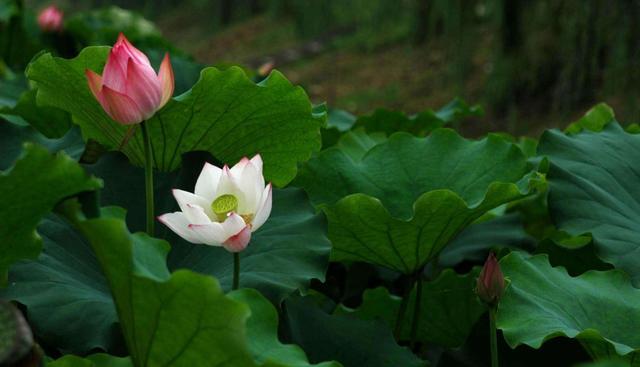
[1,2,639,367]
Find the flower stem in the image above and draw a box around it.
[490,307,499,367]
[141,121,154,236]
[394,274,417,340]
[233,252,240,290]
[409,275,423,350]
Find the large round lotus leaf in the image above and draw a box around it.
[498,251,640,363]
[298,129,530,219]
[538,122,640,284]
[27,47,323,186]
[2,215,120,353]
[298,129,536,273]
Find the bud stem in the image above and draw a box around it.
[141,121,154,236]
[490,307,499,367]
[409,274,423,350]
[394,275,414,340]
[232,252,240,290]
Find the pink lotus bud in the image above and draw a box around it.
[85,33,174,125]
[37,5,64,33]
[476,253,506,306]
[257,61,275,77]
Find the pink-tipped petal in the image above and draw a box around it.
[230,157,251,178]
[252,183,272,231]
[158,53,174,108]
[221,213,247,237]
[223,225,252,253]
[85,69,105,104]
[157,212,203,244]
[102,85,144,125]
[250,154,263,173]
[102,50,128,93]
[172,189,211,215]
[125,58,162,119]
[188,222,228,246]
[116,33,151,66]
[101,85,144,125]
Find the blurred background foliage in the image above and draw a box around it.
[14,0,640,136]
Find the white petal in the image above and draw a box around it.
[194,162,222,201]
[189,213,247,246]
[188,222,227,246]
[236,160,262,213]
[230,157,250,178]
[221,213,248,239]
[250,154,263,173]
[214,166,246,209]
[173,189,208,211]
[252,183,272,231]
[183,204,211,224]
[157,212,202,244]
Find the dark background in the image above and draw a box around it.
[25,0,640,136]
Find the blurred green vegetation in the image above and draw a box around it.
[19,0,640,135]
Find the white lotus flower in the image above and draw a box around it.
[158,155,272,252]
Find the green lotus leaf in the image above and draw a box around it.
[331,128,385,161]
[538,122,640,284]
[335,269,484,348]
[0,144,101,285]
[498,251,640,363]
[298,129,536,273]
[564,103,615,134]
[0,89,72,138]
[228,289,341,367]
[48,354,132,367]
[27,46,323,186]
[353,98,482,137]
[2,214,119,353]
[298,129,532,218]
[440,213,534,268]
[74,208,256,367]
[283,294,426,367]
[0,122,84,170]
[574,361,629,367]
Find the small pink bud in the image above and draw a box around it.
[257,61,275,77]
[37,5,63,33]
[476,253,505,306]
[85,33,174,125]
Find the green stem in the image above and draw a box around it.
[409,274,423,350]
[394,275,416,340]
[490,307,499,367]
[141,121,154,236]
[233,252,240,290]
